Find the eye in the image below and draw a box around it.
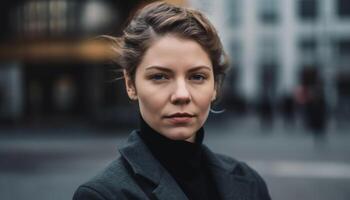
[190,74,207,82]
[150,73,168,81]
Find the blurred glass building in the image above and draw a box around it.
[0,0,186,128]
[0,0,349,129]
[190,0,350,122]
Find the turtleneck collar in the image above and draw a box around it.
[137,116,205,179]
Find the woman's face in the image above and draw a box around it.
[125,35,216,142]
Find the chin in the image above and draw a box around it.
[163,128,196,141]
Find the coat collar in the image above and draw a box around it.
[119,131,254,200]
[202,145,254,199]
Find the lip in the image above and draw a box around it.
[164,112,195,124]
[165,112,195,118]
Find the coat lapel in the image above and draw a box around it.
[120,131,254,200]
[152,170,188,200]
[119,131,188,200]
[202,146,254,200]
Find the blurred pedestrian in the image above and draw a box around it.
[280,94,296,128]
[304,83,328,145]
[258,95,274,129]
[73,2,270,200]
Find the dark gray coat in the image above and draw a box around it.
[73,131,271,200]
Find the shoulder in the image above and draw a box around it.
[73,157,144,200]
[215,153,271,200]
[215,153,259,178]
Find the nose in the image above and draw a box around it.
[170,79,191,105]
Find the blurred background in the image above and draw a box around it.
[0,0,349,199]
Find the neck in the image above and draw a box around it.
[137,116,205,178]
[139,116,204,145]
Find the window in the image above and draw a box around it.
[259,37,278,61]
[258,37,279,98]
[226,0,241,27]
[299,38,318,53]
[298,0,318,21]
[194,0,213,15]
[337,0,350,18]
[230,41,242,65]
[298,37,318,64]
[259,62,277,97]
[259,0,279,24]
[336,39,350,57]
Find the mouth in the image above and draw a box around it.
[165,112,195,118]
[164,112,195,124]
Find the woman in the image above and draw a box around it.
[73,2,271,200]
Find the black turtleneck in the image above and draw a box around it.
[138,117,220,200]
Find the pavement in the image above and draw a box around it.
[0,115,349,200]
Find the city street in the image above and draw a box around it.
[1,0,350,200]
[1,115,349,200]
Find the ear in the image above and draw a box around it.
[123,70,138,100]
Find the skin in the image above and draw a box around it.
[124,35,217,143]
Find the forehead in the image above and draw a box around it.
[138,35,212,71]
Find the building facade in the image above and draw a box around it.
[189,0,350,115]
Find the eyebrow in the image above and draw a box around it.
[145,65,212,72]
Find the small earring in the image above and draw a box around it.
[210,108,225,114]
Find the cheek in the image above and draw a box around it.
[194,92,212,126]
[193,86,216,106]
[137,86,168,115]
[192,91,214,123]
